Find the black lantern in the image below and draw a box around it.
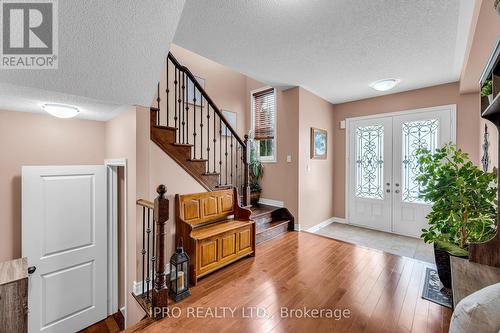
[169,239,191,302]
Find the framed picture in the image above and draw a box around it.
[311,127,327,159]
[187,76,205,106]
[221,110,237,136]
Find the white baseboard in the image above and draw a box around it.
[132,268,170,296]
[305,216,347,233]
[120,306,126,316]
[258,198,284,208]
[293,223,301,231]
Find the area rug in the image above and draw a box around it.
[421,267,453,308]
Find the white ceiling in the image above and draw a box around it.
[174,0,475,104]
[0,0,185,120]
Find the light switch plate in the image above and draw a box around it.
[286,155,292,163]
[340,120,346,129]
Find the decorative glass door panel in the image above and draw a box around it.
[347,117,392,232]
[401,119,438,204]
[355,125,384,200]
[392,110,452,237]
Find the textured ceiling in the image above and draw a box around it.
[174,0,475,103]
[0,0,185,120]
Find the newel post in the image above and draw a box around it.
[243,135,251,206]
[152,185,169,318]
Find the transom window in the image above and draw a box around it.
[252,88,276,162]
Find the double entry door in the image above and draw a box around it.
[347,106,454,238]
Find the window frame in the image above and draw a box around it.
[250,86,277,163]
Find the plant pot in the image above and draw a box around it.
[488,94,494,105]
[250,191,261,206]
[433,244,468,289]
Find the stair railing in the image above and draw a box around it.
[135,185,169,319]
[152,52,250,206]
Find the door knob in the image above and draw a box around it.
[28,266,36,274]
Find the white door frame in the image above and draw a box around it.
[345,104,457,230]
[105,159,128,328]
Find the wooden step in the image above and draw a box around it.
[172,143,193,147]
[256,219,291,244]
[154,125,177,131]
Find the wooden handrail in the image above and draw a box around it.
[136,199,154,209]
[167,52,246,148]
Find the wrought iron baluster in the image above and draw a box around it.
[181,73,186,144]
[141,207,146,296]
[193,82,196,157]
[219,118,222,185]
[236,145,239,189]
[151,208,155,298]
[230,135,233,186]
[207,105,211,173]
[166,59,169,127]
[146,208,151,302]
[185,73,189,146]
[200,96,204,160]
[225,125,228,185]
[174,69,179,142]
[157,83,160,125]
[213,109,217,173]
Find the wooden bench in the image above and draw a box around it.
[175,188,255,285]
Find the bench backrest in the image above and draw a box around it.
[176,189,235,226]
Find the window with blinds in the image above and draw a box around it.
[252,88,276,161]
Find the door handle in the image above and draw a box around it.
[28,266,36,275]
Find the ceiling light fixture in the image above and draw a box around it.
[369,78,400,92]
[42,104,80,119]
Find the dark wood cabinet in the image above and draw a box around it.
[0,258,28,333]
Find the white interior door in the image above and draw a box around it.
[22,165,107,333]
[347,106,455,237]
[392,110,453,237]
[347,117,393,232]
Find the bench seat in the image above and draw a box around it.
[191,219,254,240]
[176,188,255,285]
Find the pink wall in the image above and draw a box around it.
[460,0,500,93]
[104,106,148,326]
[332,82,481,218]
[0,110,105,263]
[298,88,335,230]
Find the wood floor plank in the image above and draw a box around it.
[125,232,451,333]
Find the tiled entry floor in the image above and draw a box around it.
[314,222,435,264]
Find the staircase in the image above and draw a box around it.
[151,53,250,205]
[250,205,294,244]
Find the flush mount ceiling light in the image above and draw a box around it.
[369,78,400,92]
[42,104,80,119]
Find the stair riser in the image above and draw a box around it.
[253,215,273,227]
[256,223,290,244]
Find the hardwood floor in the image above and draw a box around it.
[126,232,451,333]
[78,311,124,333]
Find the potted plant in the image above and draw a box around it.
[248,133,263,206]
[416,144,497,288]
[482,79,493,105]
